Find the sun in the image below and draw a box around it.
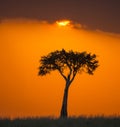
[56,20,71,26]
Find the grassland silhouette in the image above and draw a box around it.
[38,49,98,118]
[0,116,120,127]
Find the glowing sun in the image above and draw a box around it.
[56,20,71,26]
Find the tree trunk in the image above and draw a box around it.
[60,81,70,118]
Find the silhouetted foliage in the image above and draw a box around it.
[38,49,99,118]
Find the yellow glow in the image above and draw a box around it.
[56,20,71,26]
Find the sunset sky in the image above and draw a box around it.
[0,0,120,118]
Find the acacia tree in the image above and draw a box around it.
[38,49,99,118]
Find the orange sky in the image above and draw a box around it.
[0,19,120,118]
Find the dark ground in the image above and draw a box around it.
[0,116,120,127]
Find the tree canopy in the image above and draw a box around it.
[38,49,98,81]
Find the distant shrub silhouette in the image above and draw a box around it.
[38,49,99,118]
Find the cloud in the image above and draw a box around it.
[96,29,120,38]
[0,18,49,24]
[1,18,120,36]
[70,21,87,29]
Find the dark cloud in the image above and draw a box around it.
[0,0,120,33]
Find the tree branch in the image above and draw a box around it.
[66,61,72,80]
[58,69,67,81]
[70,71,77,84]
[67,67,72,80]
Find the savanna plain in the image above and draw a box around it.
[0,116,120,127]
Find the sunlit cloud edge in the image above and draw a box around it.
[0,18,120,37]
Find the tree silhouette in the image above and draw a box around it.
[38,49,99,118]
